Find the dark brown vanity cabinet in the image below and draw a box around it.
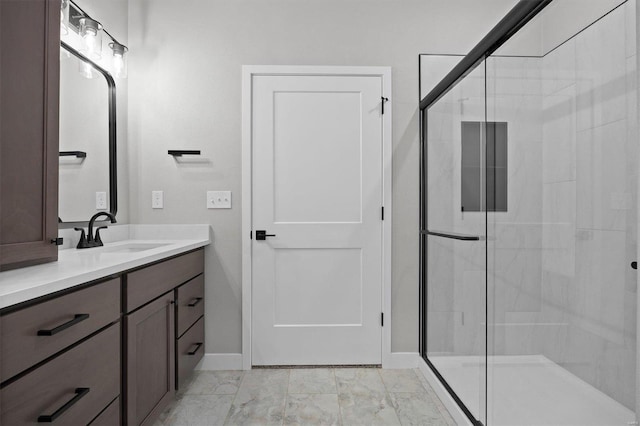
[0,0,61,271]
[0,278,121,425]
[124,249,204,426]
[0,248,206,425]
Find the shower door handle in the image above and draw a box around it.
[632,261,637,270]
[425,230,480,241]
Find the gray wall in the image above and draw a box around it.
[127,0,518,354]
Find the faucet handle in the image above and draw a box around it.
[94,226,108,246]
[74,228,90,249]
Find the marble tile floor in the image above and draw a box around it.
[155,368,456,426]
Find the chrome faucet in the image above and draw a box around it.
[75,212,117,249]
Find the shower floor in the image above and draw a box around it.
[429,355,635,425]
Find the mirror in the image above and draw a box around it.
[58,42,117,223]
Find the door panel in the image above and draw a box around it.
[273,91,362,224]
[251,73,384,365]
[273,248,362,326]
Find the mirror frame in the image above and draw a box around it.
[59,41,117,222]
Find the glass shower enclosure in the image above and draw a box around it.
[420,1,639,424]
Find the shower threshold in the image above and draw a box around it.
[429,355,635,425]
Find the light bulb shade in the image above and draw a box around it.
[79,17,103,60]
[109,42,128,78]
[60,0,69,35]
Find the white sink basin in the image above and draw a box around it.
[99,243,171,253]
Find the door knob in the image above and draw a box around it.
[255,230,276,241]
[632,261,637,270]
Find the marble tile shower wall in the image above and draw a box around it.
[535,3,638,409]
[486,56,544,358]
[426,58,544,359]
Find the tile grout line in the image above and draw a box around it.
[282,369,292,426]
[412,369,456,425]
[375,369,391,421]
[377,369,404,425]
[332,368,345,426]
[410,368,428,393]
[223,370,246,425]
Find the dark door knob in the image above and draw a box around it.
[632,261,637,270]
[255,230,276,241]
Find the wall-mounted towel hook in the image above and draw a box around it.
[168,150,201,157]
[59,151,87,158]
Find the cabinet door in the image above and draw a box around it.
[0,0,61,271]
[125,293,175,426]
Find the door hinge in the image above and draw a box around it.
[381,206,384,220]
[381,97,389,115]
[381,312,384,327]
[250,230,252,240]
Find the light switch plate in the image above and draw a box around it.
[96,192,107,210]
[207,191,231,209]
[152,190,164,209]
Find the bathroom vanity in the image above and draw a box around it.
[0,1,210,424]
[0,227,209,425]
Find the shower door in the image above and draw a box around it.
[483,1,638,424]
[423,62,488,424]
[421,1,638,425]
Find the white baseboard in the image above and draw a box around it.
[197,353,243,371]
[383,352,420,369]
[417,357,473,426]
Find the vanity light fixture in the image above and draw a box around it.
[109,41,128,79]
[78,16,103,60]
[63,1,129,79]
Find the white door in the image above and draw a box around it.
[251,71,386,365]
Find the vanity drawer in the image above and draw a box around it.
[1,323,120,426]
[1,277,120,382]
[89,396,120,426]
[126,249,204,313]
[176,274,204,337]
[176,316,204,389]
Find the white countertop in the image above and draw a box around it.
[0,224,211,310]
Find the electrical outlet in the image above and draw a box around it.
[207,191,231,209]
[152,190,164,209]
[96,192,107,210]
